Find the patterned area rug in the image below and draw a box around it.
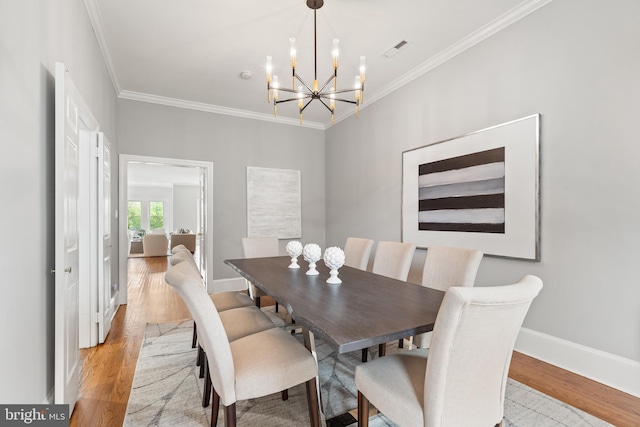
[124,317,612,427]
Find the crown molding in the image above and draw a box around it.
[87,0,553,130]
[119,90,326,130]
[332,0,554,127]
[84,0,122,95]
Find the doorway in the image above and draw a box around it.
[118,155,214,304]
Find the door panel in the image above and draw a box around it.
[98,132,116,343]
[55,63,82,410]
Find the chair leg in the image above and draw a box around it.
[255,296,261,308]
[275,301,279,312]
[202,357,212,407]
[358,391,369,427]
[361,348,368,362]
[211,389,220,427]
[305,379,320,427]
[378,343,386,357]
[281,389,288,401]
[224,403,237,427]
[398,338,404,348]
[199,346,206,378]
[192,322,198,348]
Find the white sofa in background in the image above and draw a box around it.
[143,233,169,257]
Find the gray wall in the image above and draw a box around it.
[173,184,199,232]
[117,100,326,280]
[0,0,118,403]
[325,0,640,362]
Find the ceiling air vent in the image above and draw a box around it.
[382,40,409,58]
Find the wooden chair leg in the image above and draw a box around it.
[358,391,369,427]
[224,403,237,427]
[398,338,404,348]
[211,389,220,427]
[275,301,279,312]
[281,389,288,401]
[378,343,386,357]
[199,346,206,378]
[361,348,368,362]
[305,379,320,427]
[202,357,212,407]
[255,296,261,308]
[192,322,198,348]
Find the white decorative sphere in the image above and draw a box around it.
[286,240,303,257]
[302,243,322,263]
[323,247,345,270]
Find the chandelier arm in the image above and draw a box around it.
[293,73,314,94]
[277,87,308,95]
[300,98,315,113]
[329,88,358,95]
[275,96,311,104]
[331,98,358,105]
[317,98,335,113]
[318,74,336,93]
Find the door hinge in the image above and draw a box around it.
[92,312,101,324]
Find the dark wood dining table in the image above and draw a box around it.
[224,255,445,355]
[225,255,446,425]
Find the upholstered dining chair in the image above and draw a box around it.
[371,241,416,281]
[343,237,374,270]
[165,262,320,427]
[412,245,483,349]
[355,275,542,427]
[366,240,416,360]
[170,251,257,357]
[241,237,279,310]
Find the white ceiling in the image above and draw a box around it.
[87,0,551,129]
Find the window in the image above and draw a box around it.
[149,201,164,230]
[128,201,142,231]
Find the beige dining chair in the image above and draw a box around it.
[355,275,543,427]
[170,251,257,360]
[165,261,320,427]
[371,241,416,281]
[343,237,374,270]
[166,259,286,407]
[367,240,416,360]
[242,237,280,309]
[412,245,483,349]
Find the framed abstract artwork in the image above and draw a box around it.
[402,114,540,260]
[247,166,301,239]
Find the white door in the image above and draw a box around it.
[55,63,98,409]
[97,132,117,343]
[198,167,207,282]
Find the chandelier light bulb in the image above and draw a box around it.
[290,38,297,69]
[332,38,340,70]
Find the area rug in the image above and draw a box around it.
[124,317,612,427]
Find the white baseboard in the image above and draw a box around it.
[209,277,247,294]
[515,327,640,398]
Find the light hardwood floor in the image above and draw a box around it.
[70,256,640,426]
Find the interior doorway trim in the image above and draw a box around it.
[118,154,214,305]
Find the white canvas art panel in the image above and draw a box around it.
[402,114,540,260]
[247,167,301,239]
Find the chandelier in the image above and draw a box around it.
[265,0,366,125]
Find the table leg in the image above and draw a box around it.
[303,328,327,427]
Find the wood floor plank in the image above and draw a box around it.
[70,256,640,427]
